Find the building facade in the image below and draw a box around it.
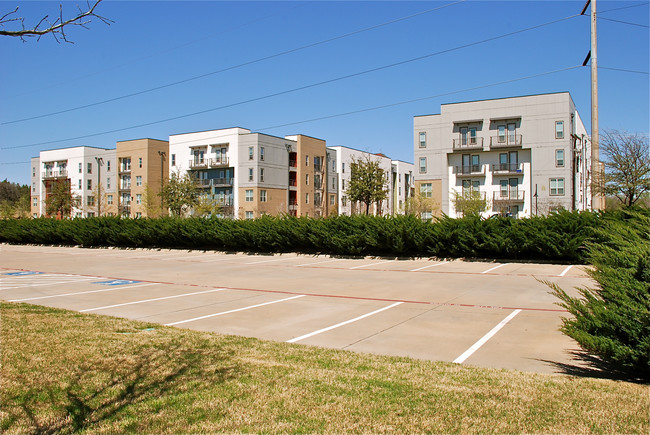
[414,92,593,218]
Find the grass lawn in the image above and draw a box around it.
[1,302,648,434]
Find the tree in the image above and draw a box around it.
[0,179,29,218]
[346,156,388,215]
[159,171,199,217]
[45,180,79,218]
[142,183,165,218]
[594,130,650,207]
[193,195,224,218]
[451,189,488,217]
[403,192,438,219]
[0,0,111,42]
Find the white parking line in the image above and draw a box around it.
[165,294,306,326]
[161,255,208,261]
[481,263,508,274]
[1,277,97,290]
[287,302,404,343]
[453,309,522,364]
[296,258,344,267]
[349,260,395,270]
[9,283,156,302]
[410,261,449,272]
[80,288,227,312]
[244,256,297,265]
[558,265,573,277]
[198,256,242,263]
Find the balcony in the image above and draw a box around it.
[452,137,484,151]
[493,190,525,202]
[212,177,234,187]
[42,169,68,179]
[289,158,297,169]
[119,205,131,216]
[208,157,229,168]
[119,183,131,191]
[196,178,211,188]
[491,163,523,175]
[454,165,485,177]
[490,135,522,149]
[314,162,323,173]
[188,159,208,169]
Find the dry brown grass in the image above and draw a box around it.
[1,302,648,434]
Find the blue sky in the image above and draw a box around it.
[1,0,648,185]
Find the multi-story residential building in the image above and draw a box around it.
[414,92,593,218]
[31,146,117,218]
[116,138,169,218]
[391,160,416,214]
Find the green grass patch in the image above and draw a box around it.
[1,302,648,434]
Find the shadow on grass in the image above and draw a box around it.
[11,341,237,434]
[541,350,648,384]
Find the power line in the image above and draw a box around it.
[599,3,649,14]
[1,0,466,126]
[599,66,649,75]
[0,11,580,151]
[598,16,650,28]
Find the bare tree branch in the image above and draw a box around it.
[0,0,112,43]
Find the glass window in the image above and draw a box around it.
[78,180,82,189]
[107,195,113,205]
[171,154,176,166]
[305,193,309,204]
[508,123,516,143]
[107,177,111,189]
[330,194,335,205]
[136,176,142,186]
[421,211,432,220]
[419,132,426,148]
[306,174,309,185]
[245,211,254,220]
[87,162,92,174]
[79,163,82,173]
[87,179,92,190]
[33,197,37,206]
[135,212,142,218]
[556,149,565,167]
[550,178,565,195]
[260,168,265,182]
[248,168,253,182]
[342,163,345,173]
[305,155,309,166]
[139,157,142,168]
[260,190,267,202]
[248,147,254,160]
[471,154,480,172]
[469,127,477,145]
[136,194,142,204]
[87,195,94,206]
[419,157,427,174]
[460,127,468,146]
[245,190,253,202]
[107,161,111,171]
[555,121,564,139]
[420,183,432,198]
[260,147,265,161]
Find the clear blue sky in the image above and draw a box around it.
[1,0,648,185]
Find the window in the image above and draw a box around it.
[305,193,309,204]
[249,147,254,160]
[260,190,267,202]
[136,194,142,204]
[305,155,309,166]
[260,147,265,161]
[332,178,336,190]
[471,154,480,172]
[121,175,131,189]
[555,121,564,139]
[136,176,142,186]
[419,132,426,148]
[32,182,36,193]
[87,196,95,206]
[245,211,254,220]
[87,212,95,218]
[419,157,427,174]
[107,161,111,171]
[79,163,82,173]
[555,149,565,167]
[460,127,468,146]
[342,180,345,190]
[306,174,309,185]
[33,197,37,207]
[330,194,335,205]
[107,195,113,205]
[248,168,253,182]
[245,189,253,202]
[342,163,345,173]
[332,159,336,171]
[469,127,477,145]
[87,179,92,190]
[420,183,432,198]
[342,196,347,206]
[550,178,565,196]
[171,154,176,166]
[78,180,82,189]
[138,157,142,168]
[32,167,35,177]
[260,168,265,182]
[498,125,506,143]
[121,158,131,171]
[315,192,321,205]
[135,212,142,218]
[87,163,92,174]
[462,179,480,195]
[107,177,111,189]
[421,211,432,220]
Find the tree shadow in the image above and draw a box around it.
[9,341,238,434]
[540,350,647,384]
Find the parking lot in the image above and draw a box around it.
[0,244,592,374]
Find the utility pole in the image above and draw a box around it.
[95,157,103,216]
[158,150,166,215]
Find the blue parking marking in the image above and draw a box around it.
[93,279,141,286]
[3,271,44,276]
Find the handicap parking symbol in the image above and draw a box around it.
[93,279,140,286]
[3,271,44,276]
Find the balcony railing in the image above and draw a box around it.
[493,190,525,202]
[119,205,131,215]
[289,159,297,168]
[196,178,211,187]
[212,177,234,187]
[452,137,484,151]
[208,157,229,167]
[289,179,297,187]
[42,169,68,179]
[314,162,323,173]
[119,183,131,190]
[188,159,208,169]
[492,163,523,174]
[490,135,523,148]
[454,165,485,177]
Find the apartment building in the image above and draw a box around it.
[116,138,169,218]
[30,146,117,218]
[414,92,593,218]
[391,160,416,214]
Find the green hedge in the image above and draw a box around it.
[0,211,602,262]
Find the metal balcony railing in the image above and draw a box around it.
[492,163,522,174]
[490,134,523,148]
[289,159,297,168]
[212,178,234,186]
[493,190,525,201]
[208,157,229,167]
[454,165,485,176]
[188,159,208,169]
[42,169,68,179]
[452,137,483,151]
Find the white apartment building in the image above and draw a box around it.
[391,160,416,214]
[414,92,593,218]
[31,146,117,218]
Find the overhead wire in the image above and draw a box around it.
[1,0,466,125]
[0,11,581,151]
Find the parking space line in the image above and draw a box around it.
[165,294,305,326]
[296,258,343,267]
[349,260,395,270]
[80,288,227,312]
[9,283,156,302]
[410,261,449,272]
[453,309,522,364]
[244,256,297,265]
[161,255,208,261]
[1,277,97,290]
[287,302,404,343]
[558,265,573,277]
[481,263,508,274]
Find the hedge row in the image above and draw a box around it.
[0,211,606,262]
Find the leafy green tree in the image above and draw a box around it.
[0,179,29,218]
[347,156,388,215]
[45,180,79,218]
[451,189,488,217]
[159,171,199,217]
[403,192,438,219]
[594,130,650,207]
